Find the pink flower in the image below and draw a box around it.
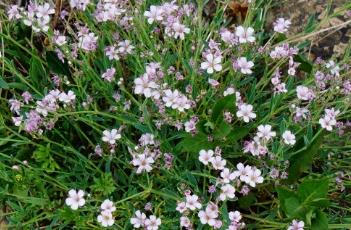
[101,67,116,82]
[236,57,254,74]
[144,6,164,24]
[236,103,256,123]
[235,26,255,43]
[273,18,291,33]
[201,54,222,74]
[288,220,304,230]
[130,210,146,228]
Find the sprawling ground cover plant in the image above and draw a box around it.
[0,0,351,229]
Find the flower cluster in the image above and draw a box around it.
[10,89,76,135]
[8,3,55,32]
[134,63,193,112]
[130,210,161,230]
[130,133,172,173]
[319,108,340,131]
[97,199,116,227]
[144,2,192,40]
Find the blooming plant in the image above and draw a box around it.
[0,0,351,229]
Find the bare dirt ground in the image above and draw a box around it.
[268,0,351,58]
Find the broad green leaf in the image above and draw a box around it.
[287,130,325,181]
[284,197,305,218]
[213,121,232,139]
[226,126,252,143]
[311,210,328,230]
[238,193,257,209]
[176,132,215,153]
[297,178,329,207]
[211,94,236,123]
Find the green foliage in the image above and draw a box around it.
[33,144,60,171]
[287,130,325,181]
[278,178,330,229]
[90,173,116,196]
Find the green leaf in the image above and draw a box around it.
[297,178,329,207]
[213,121,232,139]
[0,76,9,89]
[295,54,313,74]
[226,126,252,143]
[311,210,328,230]
[90,173,116,196]
[33,144,60,171]
[238,193,257,209]
[304,14,317,33]
[29,57,47,88]
[46,51,71,76]
[287,130,325,181]
[176,132,215,153]
[211,94,236,123]
[284,197,305,218]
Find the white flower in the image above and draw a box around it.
[236,103,256,123]
[101,67,116,82]
[59,90,76,104]
[198,149,214,165]
[223,87,235,96]
[220,168,236,183]
[273,18,291,33]
[162,89,180,108]
[210,156,226,170]
[130,210,147,228]
[54,35,67,46]
[12,116,22,126]
[219,184,236,201]
[288,220,305,230]
[229,211,242,223]
[118,40,134,55]
[243,168,264,187]
[102,129,121,145]
[257,124,276,141]
[326,60,340,76]
[78,32,98,51]
[176,201,187,213]
[70,0,90,11]
[134,74,159,98]
[319,116,336,131]
[180,216,191,228]
[172,22,190,40]
[65,189,85,210]
[296,85,314,101]
[7,5,22,20]
[36,3,55,20]
[185,195,202,210]
[325,108,340,118]
[132,154,154,174]
[101,199,116,213]
[198,210,217,226]
[237,57,254,74]
[97,210,115,227]
[235,26,255,43]
[139,133,155,146]
[144,5,163,24]
[233,163,252,181]
[145,215,161,230]
[282,130,296,145]
[200,54,222,74]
